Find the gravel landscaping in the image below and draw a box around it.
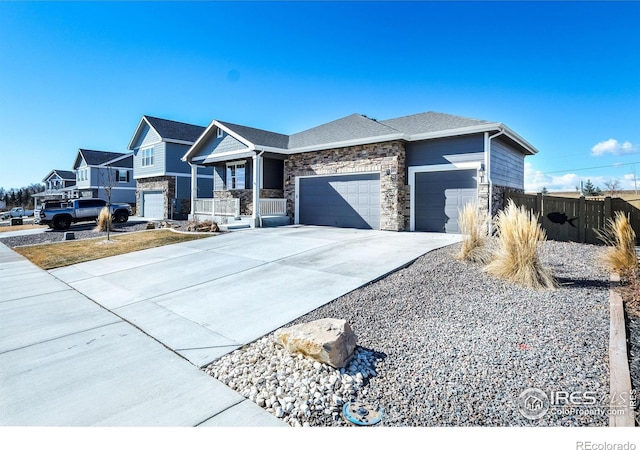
[204,240,611,426]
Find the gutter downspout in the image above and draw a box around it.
[484,129,505,235]
[252,150,265,228]
[189,162,198,221]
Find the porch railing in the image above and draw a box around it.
[193,198,240,218]
[194,198,285,218]
[259,198,287,216]
[214,198,240,217]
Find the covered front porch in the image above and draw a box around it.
[188,148,288,228]
[191,196,289,229]
[182,119,291,228]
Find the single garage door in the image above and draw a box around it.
[298,173,380,229]
[414,169,477,233]
[142,191,164,219]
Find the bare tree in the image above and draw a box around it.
[98,165,116,240]
[603,179,621,197]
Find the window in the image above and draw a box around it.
[217,128,224,138]
[78,199,106,208]
[226,163,245,190]
[142,147,154,167]
[117,170,129,182]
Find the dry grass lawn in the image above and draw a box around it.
[0,224,48,233]
[15,230,212,270]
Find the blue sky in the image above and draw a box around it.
[1,1,639,193]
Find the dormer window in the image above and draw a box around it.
[217,128,224,139]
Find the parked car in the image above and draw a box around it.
[1,207,34,220]
[39,198,132,230]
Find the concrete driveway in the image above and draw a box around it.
[50,226,461,367]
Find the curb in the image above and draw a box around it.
[609,273,636,427]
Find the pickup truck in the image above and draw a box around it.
[39,198,132,230]
[1,207,35,219]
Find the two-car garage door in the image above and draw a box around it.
[296,169,477,233]
[298,173,380,230]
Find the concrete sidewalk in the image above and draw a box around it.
[0,243,286,426]
[1,226,460,426]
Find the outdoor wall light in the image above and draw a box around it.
[385,168,391,176]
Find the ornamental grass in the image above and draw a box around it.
[456,202,490,264]
[484,199,557,289]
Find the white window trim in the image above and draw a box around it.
[117,169,128,183]
[217,128,224,139]
[407,162,482,232]
[141,147,154,167]
[226,162,246,190]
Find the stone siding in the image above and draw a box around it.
[284,141,406,231]
[136,176,175,219]
[492,184,520,216]
[213,188,285,216]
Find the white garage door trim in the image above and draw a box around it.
[408,162,482,232]
[141,190,164,219]
[294,171,381,228]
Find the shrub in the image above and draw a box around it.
[456,202,489,264]
[597,211,637,273]
[484,199,557,289]
[95,206,114,232]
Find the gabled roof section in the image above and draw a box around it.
[217,121,290,148]
[380,111,490,135]
[43,169,76,182]
[288,114,401,150]
[73,149,128,169]
[144,116,206,143]
[128,115,206,150]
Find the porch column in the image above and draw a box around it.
[252,152,262,228]
[190,163,198,220]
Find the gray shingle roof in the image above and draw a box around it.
[78,149,129,166]
[145,116,206,142]
[218,121,290,148]
[288,114,399,149]
[185,110,535,159]
[380,111,491,135]
[53,170,76,180]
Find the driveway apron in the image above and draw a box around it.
[50,226,461,367]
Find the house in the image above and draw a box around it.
[182,111,538,233]
[32,170,79,210]
[72,149,136,204]
[127,115,214,220]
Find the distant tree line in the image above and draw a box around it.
[0,184,45,209]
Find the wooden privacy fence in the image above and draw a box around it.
[504,190,640,245]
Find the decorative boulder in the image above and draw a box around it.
[274,318,357,368]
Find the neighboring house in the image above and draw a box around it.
[128,115,213,219]
[72,149,136,204]
[32,169,79,210]
[183,111,538,233]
